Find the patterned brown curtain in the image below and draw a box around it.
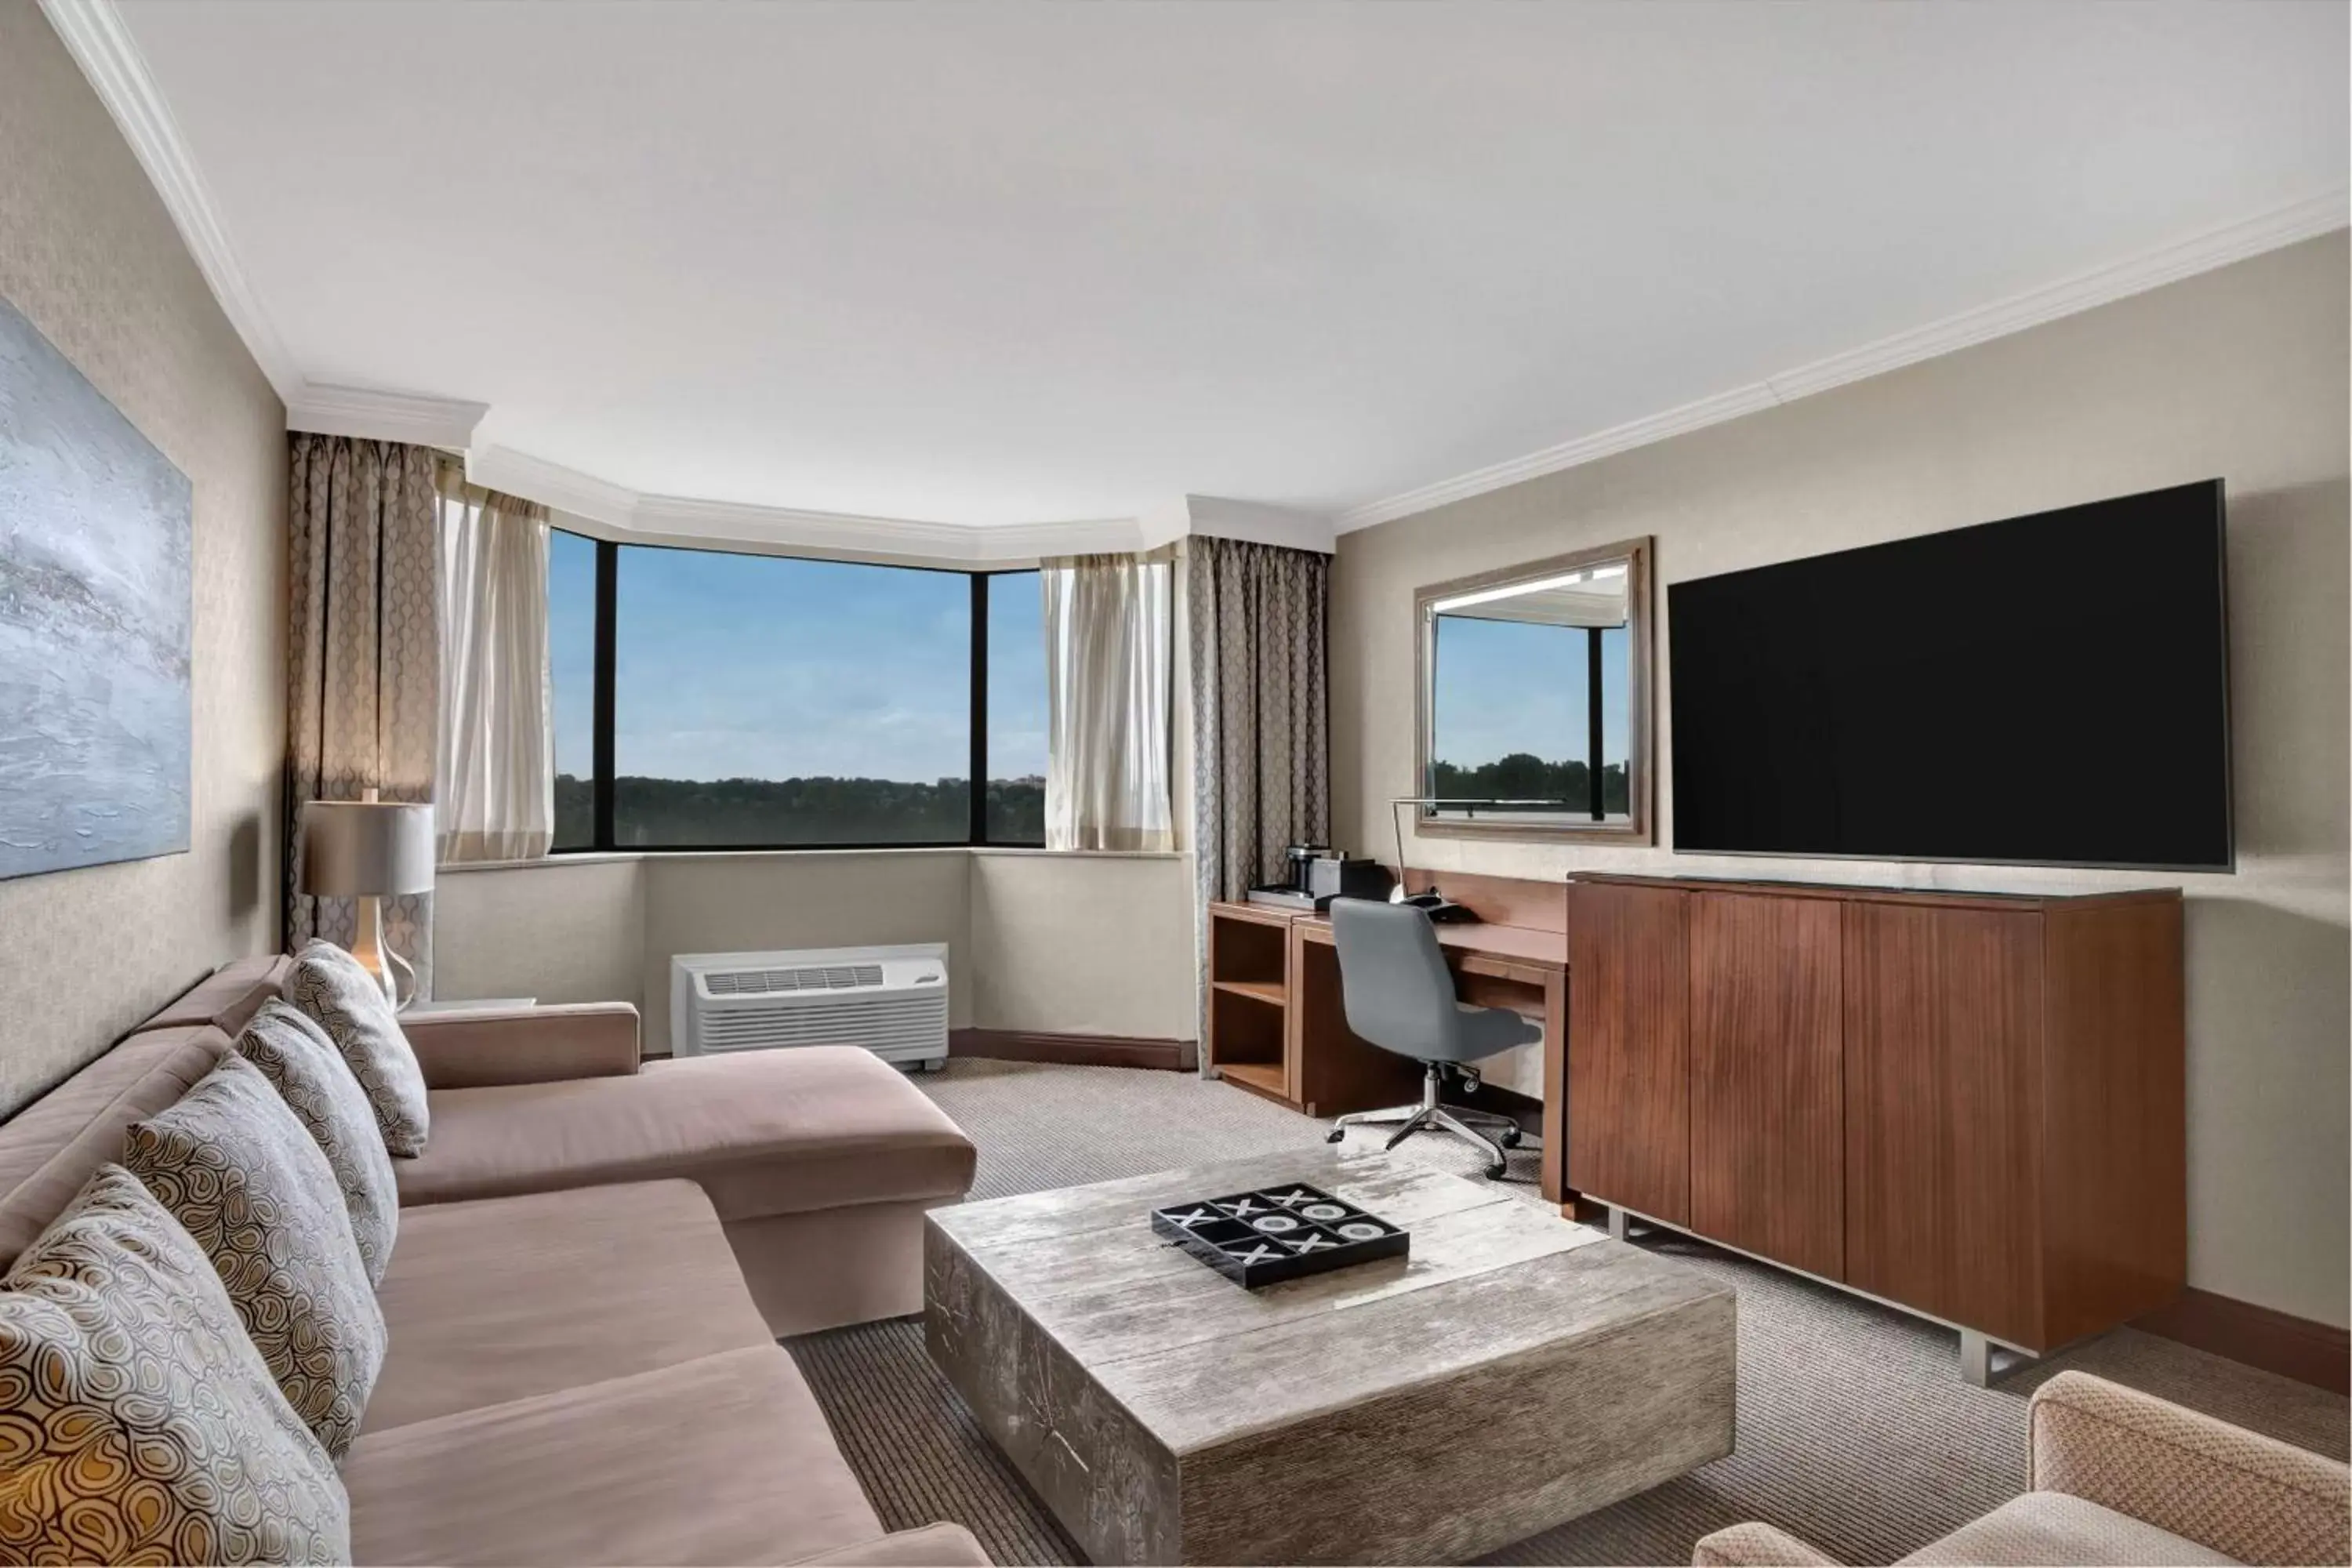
[284,434,438,996]
[1188,536,1330,1047]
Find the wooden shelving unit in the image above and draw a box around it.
[1205,902,1298,1108]
[1214,1060,1287,1098]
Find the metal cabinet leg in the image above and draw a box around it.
[1608,1205,1630,1242]
[1959,1329,1990,1387]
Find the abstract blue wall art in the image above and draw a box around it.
[0,294,193,880]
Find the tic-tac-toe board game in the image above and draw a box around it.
[1149,1181,1410,1287]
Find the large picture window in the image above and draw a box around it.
[548,532,1049,850]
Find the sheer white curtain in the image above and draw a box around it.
[434,466,554,862]
[1042,550,1175,851]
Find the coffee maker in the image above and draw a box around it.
[1245,844,1393,912]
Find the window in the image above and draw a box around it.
[548,538,1053,851]
[548,529,599,850]
[985,572,1047,844]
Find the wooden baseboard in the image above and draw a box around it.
[950,1029,1197,1073]
[2135,1287,2349,1395]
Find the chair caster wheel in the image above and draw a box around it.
[1499,1127,1523,1149]
[1324,1128,1345,1144]
[1483,1163,1507,1181]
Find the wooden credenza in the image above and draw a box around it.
[1564,873,2184,1367]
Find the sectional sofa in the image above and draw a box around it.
[0,954,989,1566]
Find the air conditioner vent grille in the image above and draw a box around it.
[706,964,884,996]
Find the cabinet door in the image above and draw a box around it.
[1688,892,1844,1279]
[1566,882,1690,1224]
[1844,902,2044,1347]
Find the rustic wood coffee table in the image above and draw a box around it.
[925,1149,1735,1566]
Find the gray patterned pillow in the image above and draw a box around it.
[285,938,430,1156]
[235,996,399,1283]
[0,1163,350,1566]
[124,1054,387,1459]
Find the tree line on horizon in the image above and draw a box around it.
[554,772,1046,848]
[1427,753,1629,815]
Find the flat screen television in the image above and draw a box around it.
[1668,479,2230,870]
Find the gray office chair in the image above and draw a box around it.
[1321,898,1540,1178]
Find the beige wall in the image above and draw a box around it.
[0,4,287,1115]
[969,851,1196,1037]
[434,849,1197,1053]
[430,858,645,1010]
[1332,232,2350,1329]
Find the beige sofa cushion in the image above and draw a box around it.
[235,997,401,1283]
[364,1179,772,1433]
[0,1027,230,1273]
[132,954,293,1036]
[286,940,430,1156]
[0,1164,348,1566]
[123,1054,387,1459]
[394,1046,975,1219]
[787,1524,994,1567]
[344,1346,884,1566]
[1900,1492,2238,1566]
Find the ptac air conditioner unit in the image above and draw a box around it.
[670,944,948,1071]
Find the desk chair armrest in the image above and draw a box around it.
[399,1003,641,1088]
[2028,1370,2350,1566]
[1690,1523,1842,1566]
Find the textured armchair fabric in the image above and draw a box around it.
[1693,1373,2350,1568]
[2029,1370,2350,1566]
[1692,1521,1842,1566]
[398,1002,641,1087]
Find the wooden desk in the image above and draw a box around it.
[1204,871,1571,1202]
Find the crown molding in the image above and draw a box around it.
[1140,495,1336,554]
[1336,189,2351,532]
[466,444,1147,563]
[38,0,303,401]
[286,383,488,448]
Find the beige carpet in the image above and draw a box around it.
[784,1058,2348,1566]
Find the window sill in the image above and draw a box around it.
[437,845,1189,874]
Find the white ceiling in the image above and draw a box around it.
[102,1,2350,535]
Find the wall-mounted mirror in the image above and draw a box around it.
[1414,537,1652,844]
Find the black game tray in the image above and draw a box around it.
[1150,1183,1409,1288]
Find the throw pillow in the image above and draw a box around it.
[235,996,399,1283]
[285,938,430,1156]
[0,1163,350,1566]
[123,1054,387,1460]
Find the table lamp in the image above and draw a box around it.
[299,793,434,1008]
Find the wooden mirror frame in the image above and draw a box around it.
[1412,535,1654,846]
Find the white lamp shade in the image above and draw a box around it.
[300,800,435,897]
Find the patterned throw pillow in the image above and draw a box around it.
[123,1054,387,1460]
[285,938,430,1156]
[0,1163,350,1566]
[235,996,399,1283]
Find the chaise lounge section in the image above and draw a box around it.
[133,955,977,1335]
[0,955,987,1566]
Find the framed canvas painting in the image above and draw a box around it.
[0,294,193,880]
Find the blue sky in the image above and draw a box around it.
[548,539,1621,787]
[550,534,1047,782]
[1431,617,1629,772]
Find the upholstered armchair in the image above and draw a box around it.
[1693,1371,2350,1568]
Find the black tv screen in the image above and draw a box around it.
[1668,480,2230,870]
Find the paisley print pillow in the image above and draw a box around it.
[235,996,398,1283]
[285,938,430,1156]
[123,1054,387,1460]
[0,1163,350,1566]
